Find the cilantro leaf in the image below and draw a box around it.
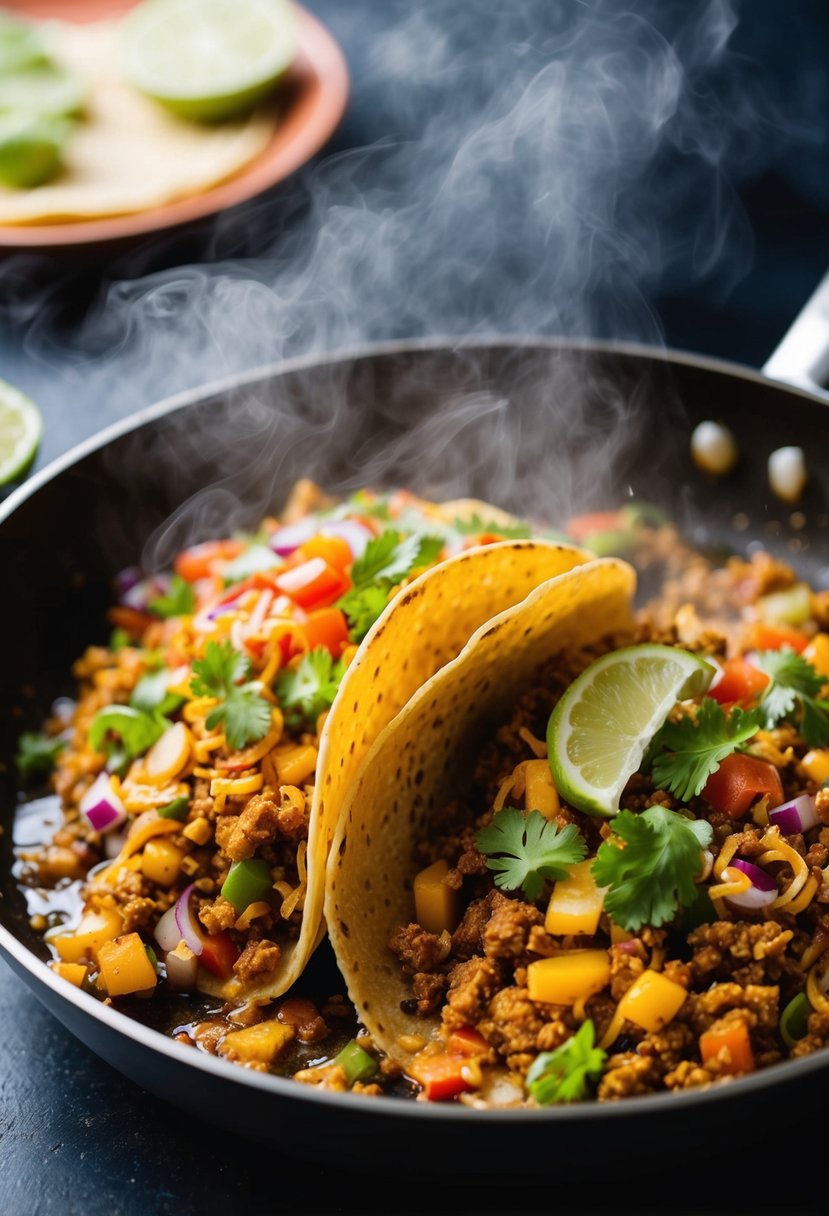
[452,512,531,539]
[591,806,713,932]
[276,648,346,728]
[149,575,195,619]
[526,1020,606,1104]
[336,584,391,643]
[109,627,131,652]
[15,732,65,784]
[475,807,587,902]
[206,689,273,750]
[754,649,829,747]
[650,699,762,802]
[191,641,250,699]
[89,704,168,760]
[350,530,443,588]
[130,669,186,716]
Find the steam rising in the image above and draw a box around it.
[0,0,809,552]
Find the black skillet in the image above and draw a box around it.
[3,277,829,1175]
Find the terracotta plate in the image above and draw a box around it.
[0,0,349,249]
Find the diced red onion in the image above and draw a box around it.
[154,904,183,953]
[769,794,820,835]
[174,883,204,957]
[725,858,777,912]
[79,773,127,834]
[165,947,198,992]
[115,566,142,598]
[321,520,372,558]
[269,518,318,556]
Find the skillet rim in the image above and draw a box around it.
[3,333,828,1124]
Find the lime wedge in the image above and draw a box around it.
[121,0,297,122]
[0,380,42,485]
[0,111,69,188]
[0,12,49,75]
[0,67,88,120]
[547,644,714,818]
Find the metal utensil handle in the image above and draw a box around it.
[763,268,829,392]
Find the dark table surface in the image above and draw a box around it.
[2,2,829,1213]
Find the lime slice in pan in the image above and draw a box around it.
[0,67,88,120]
[547,643,714,817]
[0,380,43,485]
[121,0,298,122]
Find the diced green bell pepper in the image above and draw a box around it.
[335,1039,378,1086]
[221,859,272,912]
[780,992,811,1048]
[158,796,189,821]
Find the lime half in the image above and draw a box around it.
[121,0,298,122]
[547,644,714,817]
[0,380,42,485]
[0,67,88,120]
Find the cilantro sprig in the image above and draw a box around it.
[15,732,66,784]
[191,640,272,750]
[337,529,444,643]
[452,513,531,540]
[526,1020,606,1104]
[276,647,346,728]
[754,649,829,747]
[650,699,762,802]
[149,575,195,619]
[591,806,713,932]
[475,807,587,902]
[130,669,186,717]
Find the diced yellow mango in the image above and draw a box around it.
[53,907,124,964]
[414,858,460,935]
[805,633,829,679]
[524,760,560,820]
[802,749,829,786]
[273,744,318,787]
[545,860,607,936]
[527,949,610,1006]
[610,923,635,945]
[616,969,687,1032]
[97,933,158,997]
[50,961,87,988]
[218,1020,295,1065]
[182,816,212,845]
[141,837,184,887]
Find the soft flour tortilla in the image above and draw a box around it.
[200,537,592,1001]
[0,20,273,225]
[325,557,637,1059]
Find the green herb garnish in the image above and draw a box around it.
[526,1020,606,1104]
[130,669,186,716]
[452,512,531,539]
[89,704,168,761]
[276,647,346,728]
[336,528,444,643]
[650,699,763,802]
[755,649,829,747]
[190,640,272,750]
[15,731,65,784]
[109,627,131,652]
[475,807,587,902]
[149,574,195,619]
[591,806,713,932]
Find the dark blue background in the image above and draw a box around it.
[2,1,828,1212]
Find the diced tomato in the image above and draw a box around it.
[448,1027,489,1057]
[744,623,809,654]
[709,658,770,707]
[275,558,349,610]
[407,1052,473,1101]
[107,605,153,639]
[702,753,784,819]
[699,1018,755,1075]
[301,607,350,656]
[462,532,506,549]
[565,511,622,541]
[199,932,239,979]
[175,540,245,583]
[299,535,353,572]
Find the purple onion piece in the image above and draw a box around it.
[321,519,372,558]
[769,794,819,835]
[115,566,142,598]
[79,774,127,834]
[269,518,318,556]
[731,858,777,891]
[725,858,777,912]
[174,883,204,957]
[154,905,182,953]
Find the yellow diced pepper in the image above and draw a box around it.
[527,949,610,1006]
[53,907,124,964]
[96,933,156,992]
[218,1020,295,1065]
[523,759,560,820]
[616,969,687,1032]
[804,633,829,679]
[272,744,318,788]
[97,933,158,997]
[414,858,460,935]
[545,860,607,936]
[610,922,636,945]
[802,749,829,786]
[209,772,265,798]
[182,816,213,845]
[141,837,184,887]
[50,961,87,988]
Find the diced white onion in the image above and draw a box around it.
[690,421,738,476]
[768,446,807,504]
